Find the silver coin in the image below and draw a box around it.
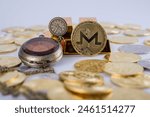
[48,17,68,36]
[119,45,150,54]
[138,60,150,70]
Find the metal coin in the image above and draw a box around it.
[71,21,107,56]
[104,62,144,77]
[116,24,141,30]
[144,40,150,46]
[105,28,121,35]
[111,74,150,88]
[0,44,17,53]
[2,27,26,33]
[64,81,112,95]
[0,35,14,44]
[59,71,104,85]
[119,45,150,54]
[123,30,150,37]
[104,52,141,62]
[0,56,21,67]
[74,59,107,73]
[108,36,138,44]
[138,60,150,70]
[48,17,68,36]
[99,22,117,28]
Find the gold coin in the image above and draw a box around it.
[0,56,21,67]
[5,72,26,87]
[108,36,138,44]
[108,87,150,100]
[59,71,104,85]
[0,71,18,83]
[144,40,150,46]
[104,52,141,62]
[12,31,37,38]
[71,21,107,56]
[111,74,150,88]
[0,36,14,44]
[123,30,150,37]
[105,28,121,35]
[27,25,47,32]
[99,22,117,28]
[0,44,17,53]
[2,27,26,33]
[64,81,112,95]
[15,37,31,46]
[74,59,107,73]
[104,62,144,77]
[116,24,141,30]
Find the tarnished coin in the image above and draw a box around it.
[123,30,150,37]
[111,74,150,88]
[108,36,138,44]
[74,59,107,73]
[144,40,150,46]
[104,52,141,62]
[0,44,17,53]
[5,71,26,87]
[71,21,107,56]
[119,45,150,54]
[138,60,150,70]
[59,71,104,85]
[0,56,21,67]
[0,35,14,44]
[48,17,68,36]
[105,28,121,35]
[104,62,144,77]
[2,27,26,33]
[64,81,112,95]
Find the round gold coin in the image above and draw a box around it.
[108,36,138,44]
[104,62,144,77]
[15,37,31,46]
[59,71,104,85]
[144,40,150,46]
[0,35,14,44]
[74,59,107,73]
[104,52,141,62]
[12,31,37,38]
[0,44,17,53]
[71,21,107,56]
[64,81,112,95]
[105,28,121,35]
[0,56,21,67]
[111,74,150,88]
[2,27,26,33]
[5,71,26,87]
[123,30,150,37]
[99,22,117,28]
[27,25,47,32]
[116,24,141,30]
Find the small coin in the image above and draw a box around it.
[14,37,31,46]
[79,17,97,22]
[59,71,104,85]
[74,59,107,73]
[108,36,138,44]
[2,27,26,33]
[71,21,107,56]
[99,22,117,28]
[116,24,141,30]
[144,40,150,46]
[0,44,17,53]
[105,28,121,35]
[12,31,37,38]
[111,74,150,88]
[138,60,150,70]
[123,30,150,37]
[27,25,47,32]
[49,17,68,36]
[104,62,144,77]
[119,45,150,54]
[0,56,21,67]
[104,52,141,62]
[64,81,112,95]
[0,35,14,44]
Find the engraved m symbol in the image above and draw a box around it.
[77,31,101,45]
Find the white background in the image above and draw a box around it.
[0,0,150,100]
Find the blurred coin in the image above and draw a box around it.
[119,45,150,54]
[64,81,112,95]
[108,36,138,44]
[59,71,104,85]
[138,60,150,70]
[0,35,14,44]
[100,22,117,28]
[0,56,21,67]
[27,25,47,32]
[117,24,141,30]
[2,27,26,33]
[14,37,31,46]
[111,74,150,88]
[0,44,17,53]
[74,59,107,73]
[105,28,121,35]
[104,52,141,62]
[124,30,150,37]
[144,40,150,46]
[12,31,37,38]
[104,62,144,77]
[0,32,7,37]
